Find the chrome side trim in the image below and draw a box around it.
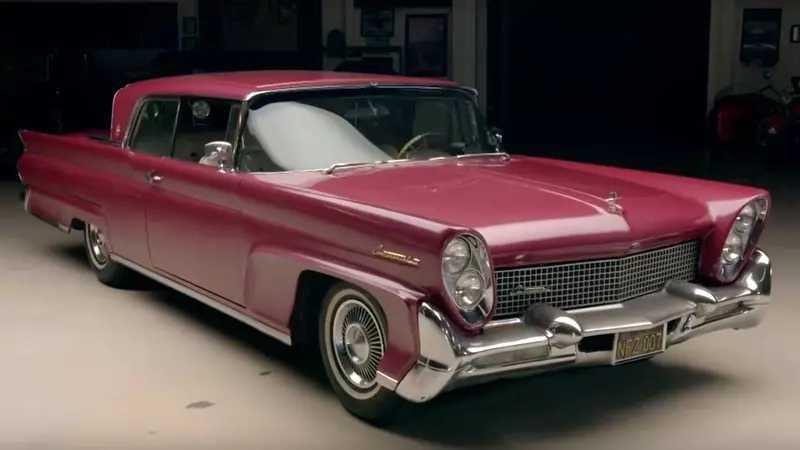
[376,371,399,390]
[391,249,773,403]
[244,83,474,101]
[21,186,29,211]
[111,255,292,346]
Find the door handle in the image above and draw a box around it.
[145,171,163,184]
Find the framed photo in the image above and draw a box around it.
[792,25,800,43]
[335,46,403,75]
[404,14,448,77]
[361,8,395,38]
[739,8,781,67]
[182,37,198,51]
[182,16,198,36]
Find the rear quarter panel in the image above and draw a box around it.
[18,131,152,265]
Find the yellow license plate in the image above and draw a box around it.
[613,324,667,365]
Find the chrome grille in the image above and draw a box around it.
[493,240,700,319]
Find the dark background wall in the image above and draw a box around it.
[486,0,712,167]
[0,2,179,49]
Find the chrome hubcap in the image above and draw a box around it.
[87,224,109,266]
[332,299,385,390]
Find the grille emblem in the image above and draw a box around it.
[605,191,623,214]
[511,285,552,296]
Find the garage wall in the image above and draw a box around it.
[0,0,195,15]
[0,0,197,48]
[321,0,487,110]
[708,0,800,109]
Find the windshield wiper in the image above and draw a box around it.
[323,152,510,175]
[456,152,510,160]
[324,159,406,174]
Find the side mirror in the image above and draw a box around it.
[201,141,232,169]
[488,127,504,148]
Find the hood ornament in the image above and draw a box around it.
[605,191,623,214]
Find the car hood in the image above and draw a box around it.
[266,157,713,266]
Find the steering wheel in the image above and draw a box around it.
[396,132,448,160]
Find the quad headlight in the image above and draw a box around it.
[443,238,471,274]
[720,197,768,278]
[441,234,495,327]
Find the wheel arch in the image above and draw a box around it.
[244,247,428,383]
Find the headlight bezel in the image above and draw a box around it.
[440,233,495,328]
[719,197,769,281]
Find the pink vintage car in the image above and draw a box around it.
[17,71,772,424]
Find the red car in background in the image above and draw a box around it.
[18,71,773,424]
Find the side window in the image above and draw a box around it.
[129,99,179,157]
[172,97,237,163]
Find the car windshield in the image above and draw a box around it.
[240,88,495,172]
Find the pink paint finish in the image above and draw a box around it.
[16,72,771,383]
[109,70,459,144]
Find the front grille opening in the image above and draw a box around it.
[667,318,681,334]
[493,240,701,320]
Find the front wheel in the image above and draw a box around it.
[319,283,402,424]
[84,223,138,288]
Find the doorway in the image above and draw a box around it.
[487,0,712,165]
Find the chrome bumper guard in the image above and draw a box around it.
[383,249,772,403]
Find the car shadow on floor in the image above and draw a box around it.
[389,362,731,445]
[48,242,331,389]
[49,242,734,446]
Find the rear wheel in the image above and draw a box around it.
[84,223,138,288]
[319,283,402,424]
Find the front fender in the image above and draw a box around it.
[243,245,425,382]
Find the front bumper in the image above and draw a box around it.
[381,249,772,403]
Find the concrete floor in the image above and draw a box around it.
[1,177,798,450]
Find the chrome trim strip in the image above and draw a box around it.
[244,83,474,101]
[376,371,399,390]
[21,187,29,211]
[110,85,125,140]
[391,249,772,403]
[228,100,248,172]
[111,255,292,345]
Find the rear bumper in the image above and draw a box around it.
[381,249,772,403]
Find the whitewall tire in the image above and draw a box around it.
[319,282,402,423]
[83,223,137,288]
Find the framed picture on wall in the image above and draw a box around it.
[404,14,448,77]
[182,16,197,36]
[361,8,395,38]
[740,8,781,67]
